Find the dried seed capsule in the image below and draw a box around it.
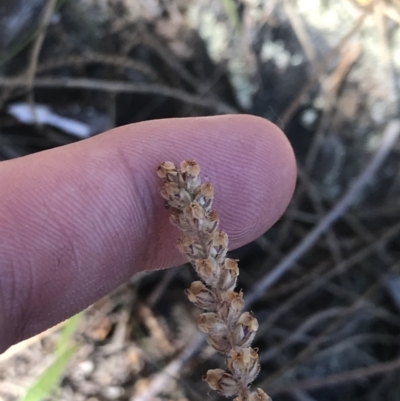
[206,332,231,354]
[185,282,216,310]
[225,258,239,273]
[234,312,259,348]
[198,313,228,336]
[212,229,229,248]
[170,211,191,231]
[178,235,205,261]
[204,210,219,234]
[209,230,229,262]
[205,369,239,397]
[177,233,193,254]
[157,161,177,178]
[181,160,200,177]
[249,389,271,401]
[186,201,205,221]
[220,290,244,322]
[161,182,192,208]
[198,312,218,332]
[160,182,179,200]
[227,348,260,385]
[169,210,180,226]
[238,312,259,331]
[181,161,201,191]
[219,258,239,291]
[194,257,219,285]
[194,182,214,210]
[200,182,214,198]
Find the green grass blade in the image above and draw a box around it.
[19,313,81,401]
[18,344,77,401]
[56,313,81,355]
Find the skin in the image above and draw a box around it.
[0,114,296,353]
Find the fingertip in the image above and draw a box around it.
[0,114,296,350]
[117,113,296,254]
[230,114,296,240]
[164,114,297,247]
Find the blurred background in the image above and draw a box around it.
[1,0,400,400]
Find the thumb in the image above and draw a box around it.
[0,114,296,351]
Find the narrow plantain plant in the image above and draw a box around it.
[157,160,270,401]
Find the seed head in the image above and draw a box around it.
[158,160,270,401]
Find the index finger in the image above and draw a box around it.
[0,114,296,351]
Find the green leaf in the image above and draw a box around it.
[18,345,77,401]
[18,313,81,401]
[56,313,81,355]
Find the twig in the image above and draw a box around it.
[256,220,400,340]
[138,303,175,356]
[25,0,57,125]
[25,0,57,92]
[267,357,400,395]
[283,0,316,63]
[292,391,318,401]
[245,120,400,308]
[0,77,236,114]
[297,166,342,263]
[131,332,206,401]
[261,269,393,387]
[374,0,398,115]
[266,118,328,263]
[324,39,361,112]
[322,280,400,326]
[278,10,369,128]
[259,307,345,363]
[138,23,201,89]
[37,52,158,79]
[263,261,329,299]
[312,333,398,362]
[147,268,181,308]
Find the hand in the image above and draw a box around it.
[0,114,296,353]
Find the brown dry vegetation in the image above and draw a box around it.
[1,1,400,401]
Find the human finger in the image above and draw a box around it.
[0,114,296,351]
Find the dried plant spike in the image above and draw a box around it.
[158,160,270,401]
